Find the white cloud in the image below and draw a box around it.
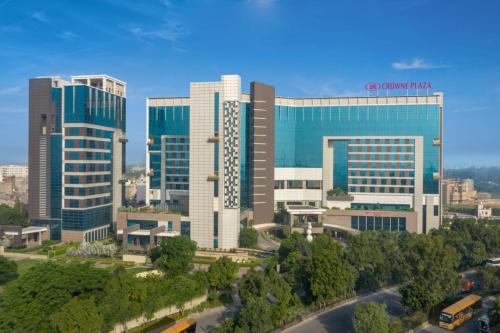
[392,57,444,70]
[129,21,188,43]
[32,11,48,23]
[58,30,78,41]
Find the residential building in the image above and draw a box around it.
[144,75,443,249]
[477,202,492,218]
[0,165,28,182]
[442,178,477,204]
[28,75,126,242]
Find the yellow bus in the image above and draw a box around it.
[439,294,482,330]
[160,318,196,333]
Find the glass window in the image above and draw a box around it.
[287,180,303,189]
[375,217,382,230]
[367,217,374,230]
[383,217,390,230]
[274,180,284,189]
[351,216,358,229]
[306,180,321,189]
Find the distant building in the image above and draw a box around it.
[442,179,477,204]
[477,202,492,218]
[0,165,28,182]
[28,75,126,242]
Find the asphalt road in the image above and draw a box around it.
[193,305,234,333]
[257,231,280,251]
[416,296,496,333]
[283,286,405,333]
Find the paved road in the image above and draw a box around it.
[257,231,280,251]
[416,296,497,333]
[283,286,405,333]
[193,305,235,333]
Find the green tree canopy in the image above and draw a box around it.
[50,297,104,333]
[399,235,460,313]
[0,203,28,227]
[150,235,197,276]
[0,262,110,332]
[239,227,258,248]
[0,256,18,284]
[238,295,273,333]
[353,302,390,333]
[306,234,356,306]
[207,256,238,291]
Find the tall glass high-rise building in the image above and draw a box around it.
[28,75,126,242]
[145,74,443,249]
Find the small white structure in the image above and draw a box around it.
[477,202,492,218]
[306,222,313,242]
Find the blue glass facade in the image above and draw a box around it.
[148,105,190,191]
[62,206,112,231]
[61,83,125,232]
[240,102,249,208]
[49,135,62,219]
[274,104,440,194]
[64,85,125,130]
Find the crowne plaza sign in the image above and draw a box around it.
[364,81,432,91]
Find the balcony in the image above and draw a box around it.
[433,172,440,180]
[118,178,128,184]
[147,170,154,177]
[146,138,153,146]
[207,134,220,142]
[119,134,128,143]
[207,173,219,181]
[433,138,441,146]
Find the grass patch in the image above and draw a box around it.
[53,256,135,266]
[193,257,217,265]
[15,259,45,276]
[237,257,261,268]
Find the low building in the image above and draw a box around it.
[0,165,28,183]
[477,202,492,218]
[0,225,49,248]
[321,208,419,233]
[116,210,190,252]
[442,179,477,204]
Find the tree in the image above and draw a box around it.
[238,296,273,333]
[50,297,104,333]
[0,262,111,332]
[306,235,355,306]
[0,256,18,284]
[151,235,197,276]
[399,235,460,313]
[478,266,500,295]
[0,204,28,227]
[239,227,258,248]
[100,266,145,331]
[207,256,238,291]
[353,302,390,333]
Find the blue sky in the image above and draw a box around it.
[0,0,499,167]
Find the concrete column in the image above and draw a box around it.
[322,138,334,206]
[413,137,424,234]
[160,135,166,205]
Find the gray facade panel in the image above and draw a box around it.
[250,82,275,224]
[28,78,54,221]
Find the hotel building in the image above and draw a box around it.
[139,74,442,249]
[28,75,126,242]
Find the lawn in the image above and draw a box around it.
[15,259,45,276]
